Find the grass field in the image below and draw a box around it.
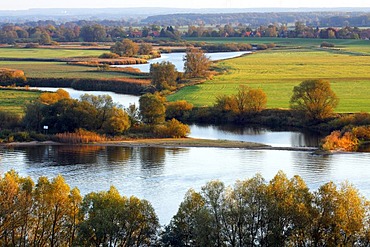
[0,61,142,79]
[169,39,370,113]
[0,89,41,115]
[0,47,146,80]
[0,47,106,59]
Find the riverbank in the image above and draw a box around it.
[0,138,318,152]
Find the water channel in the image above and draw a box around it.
[4,52,370,225]
[114,51,250,72]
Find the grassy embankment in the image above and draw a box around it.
[170,38,370,113]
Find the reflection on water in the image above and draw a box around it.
[189,124,323,147]
[1,145,370,224]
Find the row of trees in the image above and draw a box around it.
[0,171,158,246]
[163,171,370,246]
[2,170,370,246]
[1,20,370,44]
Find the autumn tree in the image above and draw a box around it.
[139,43,153,55]
[183,48,211,78]
[165,100,194,120]
[290,79,339,121]
[77,186,159,246]
[214,94,238,113]
[150,61,178,90]
[139,93,166,124]
[0,68,26,84]
[0,170,33,246]
[39,88,70,105]
[236,85,267,114]
[80,94,130,134]
[110,38,139,57]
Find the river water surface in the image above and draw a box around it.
[1,145,370,225]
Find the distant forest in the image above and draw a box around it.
[1,11,370,44]
[143,11,370,27]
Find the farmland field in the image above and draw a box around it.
[169,39,370,113]
[0,89,40,114]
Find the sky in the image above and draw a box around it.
[1,0,369,10]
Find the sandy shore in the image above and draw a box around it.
[0,138,318,152]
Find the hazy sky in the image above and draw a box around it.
[1,0,369,10]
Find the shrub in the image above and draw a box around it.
[352,126,370,141]
[166,100,194,121]
[321,42,335,48]
[0,68,26,83]
[154,119,190,138]
[322,130,359,151]
[256,44,268,50]
[99,52,120,59]
[0,110,22,129]
[81,42,98,46]
[24,43,40,48]
[12,132,31,142]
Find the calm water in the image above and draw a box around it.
[114,51,250,72]
[1,145,369,225]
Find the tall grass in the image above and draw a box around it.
[54,129,107,144]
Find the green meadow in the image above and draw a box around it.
[169,39,370,113]
[0,47,105,59]
[0,61,140,79]
[0,89,41,115]
[0,47,145,79]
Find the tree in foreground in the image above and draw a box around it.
[183,48,211,78]
[162,171,370,246]
[78,186,159,246]
[290,79,339,121]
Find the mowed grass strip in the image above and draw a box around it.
[168,49,370,112]
[0,89,41,115]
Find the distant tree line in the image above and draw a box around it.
[143,11,370,28]
[2,170,370,246]
[1,17,370,44]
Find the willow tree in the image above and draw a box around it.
[290,79,339,121]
